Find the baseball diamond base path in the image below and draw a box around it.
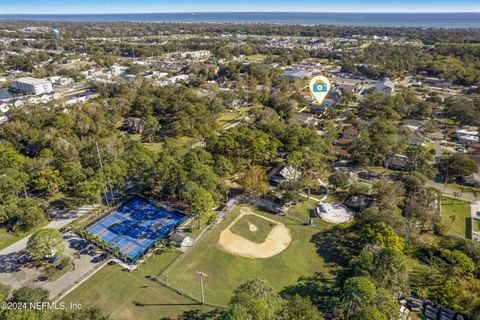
[218,207,291,259]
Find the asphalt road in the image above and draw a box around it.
[426,180,476,202]
[0,205,98,256]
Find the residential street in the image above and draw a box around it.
[426,180,476,202]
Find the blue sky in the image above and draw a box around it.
[2,0,480,14]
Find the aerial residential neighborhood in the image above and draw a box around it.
[0,4,479,320]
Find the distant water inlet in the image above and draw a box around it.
[1,13,480,28]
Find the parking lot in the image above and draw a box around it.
[0,232,106,298]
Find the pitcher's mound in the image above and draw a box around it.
[218,207,291,259]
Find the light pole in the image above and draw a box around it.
[196,271,207,304]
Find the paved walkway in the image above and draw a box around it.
[300,178,329,202]
[472,201,480,241]
[471,201,480,219]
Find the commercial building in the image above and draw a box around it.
[13,77,53,95]
[283,69,312,81]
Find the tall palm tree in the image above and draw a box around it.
[113,246,120,258]
[448,214,458,231]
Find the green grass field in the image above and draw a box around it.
[246,54,267,61]
[162,200,340,306]
[230,214,274,243]
[441,196,471,238]
[473,219,480,232]
[61,251,214,320]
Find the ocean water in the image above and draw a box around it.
[0,12,480,28]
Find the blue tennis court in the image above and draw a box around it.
[86,196,186,262]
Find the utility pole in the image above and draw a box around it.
[196,271,207,305]
[443,160,449,193]
[95,142,110,209]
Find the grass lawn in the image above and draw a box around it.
[163,199,340,306]
[45,262,74,282]
[61,251,214,320]
[364,166,401,176]
[127,133,163,153]
[473,218,480,232]
[217,111,241,126]
[230,214,275,243]
[246,54,267,61]
[142,142,163,153]
[441,196,471,238]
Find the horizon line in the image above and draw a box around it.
[2,11,480,15]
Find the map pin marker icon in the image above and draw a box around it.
[309,75,331,105]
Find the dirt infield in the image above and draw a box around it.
[218,207,292,259]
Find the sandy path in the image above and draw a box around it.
[218,208,291,259]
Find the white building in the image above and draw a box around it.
[185,50,211,59]
[375,78,395,95]
[108,65,128,77]
[456,129,479,143]
[159,74,189,86]
[48,76,74,86]
[170,50,211,60]
[170,232,194,247]
[13,77,53,95]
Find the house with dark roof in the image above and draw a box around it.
[268,165,301,186]
[333,127,359,160]
[384,154,409,171]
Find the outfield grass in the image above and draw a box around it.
[61,251,214,320]
[441,196,471,238]
[163,200,339,306]
[230,214,275,243]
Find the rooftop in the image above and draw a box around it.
[283,69,312,79]
[14,77,50,85]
